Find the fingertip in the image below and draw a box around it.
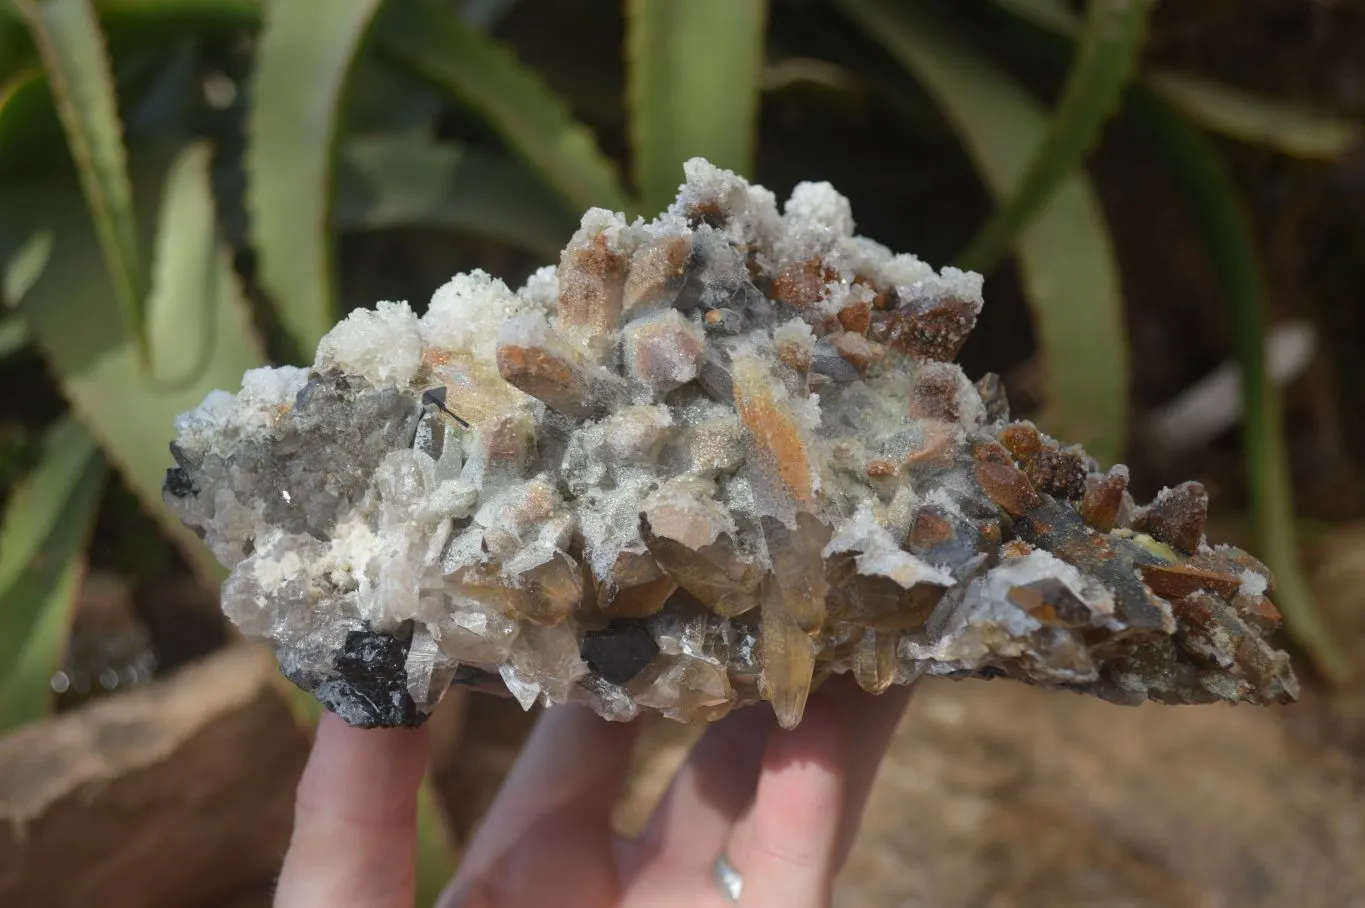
[727,696,848,907]
[753,694,849,848]
[276,713,432,908]
[819,676,913,866]
[632,704,774,868]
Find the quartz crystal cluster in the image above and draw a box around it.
[164,159,1298,729]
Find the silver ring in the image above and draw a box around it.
[713,852,743,903]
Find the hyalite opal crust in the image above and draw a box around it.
[163,159,1298,730]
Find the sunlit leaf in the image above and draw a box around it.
[377,0,632,216]
[839,0,1128,465]
[1149,70,1361,163]
[1130,89,1350,681]
[334,134,576,261]
[9,143,268,579]
[959,0,1152,274]
[0,416,106,731]
[13,0,147,362]
[246,0,386,353]
[626,0,768,213]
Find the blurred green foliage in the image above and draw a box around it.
[0,0,1360,881]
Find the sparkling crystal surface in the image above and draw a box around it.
[164,160,1298,729]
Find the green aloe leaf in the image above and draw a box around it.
[10,142,268,579]
[1130,89,1350,681]
[988,0,1362,162]
[839,0,1128,465]
[959,0,1153,274]
[0,416,106,731]
[246,0,386,353]
[377,0,631,216]
[1149,71,1362,163]
[13,0,148,362]
[625,0,768,213]
[334,134,576,261]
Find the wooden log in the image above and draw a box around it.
[0,645,310,908]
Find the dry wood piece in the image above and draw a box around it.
[0,645,310,908]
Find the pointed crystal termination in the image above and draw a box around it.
[162,158,1297,729]
[759,577,817,730]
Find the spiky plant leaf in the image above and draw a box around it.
[246,0,386,352]
[13,0,147,361]
[989,0,1362,162]
[626,0,768,213]
[377,0,631,216]
[334,134,576,261]
[0,416,106,731]
[959,0,1153,274]
[10,143,267,579]
[1149,71,1361,163]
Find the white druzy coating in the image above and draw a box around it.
[423,270,534,360]
[316,300,423,386]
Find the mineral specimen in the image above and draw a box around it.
[163,159,1298,729]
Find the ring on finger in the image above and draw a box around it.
[713,852,743,904]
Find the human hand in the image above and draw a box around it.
[274,675,911,908]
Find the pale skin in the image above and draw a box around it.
[274,675,911,908]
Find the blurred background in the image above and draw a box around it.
[2,0,1364,905]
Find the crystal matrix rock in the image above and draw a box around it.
[163,159,1298,729]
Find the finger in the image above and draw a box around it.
[729,696,847,908]
[275,712,430,908]
[445,704,641,900]
[825,677,913,866]
[627,705,774,871]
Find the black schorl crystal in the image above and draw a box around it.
[581,620,660,685]
[164,442,199,499]
[293,622,424,728]
[164,467,197,500]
